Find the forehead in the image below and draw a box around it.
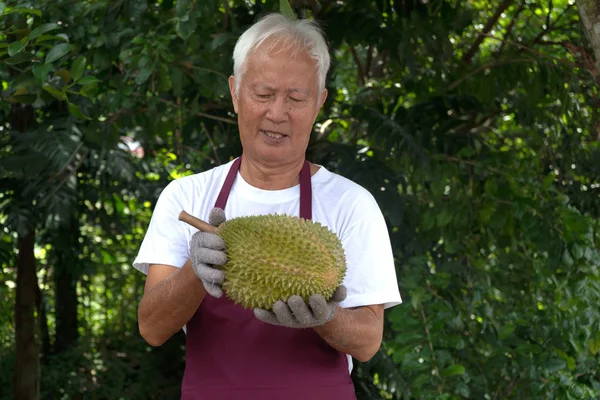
[242,42,319,90]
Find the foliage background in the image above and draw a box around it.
[1,0,600,399]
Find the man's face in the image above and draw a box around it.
[229,42,327,166]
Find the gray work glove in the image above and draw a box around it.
[189,208,227,298]
[253,285,347,328]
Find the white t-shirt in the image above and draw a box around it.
[133,158,402,371]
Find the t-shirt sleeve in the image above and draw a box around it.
[338,195,402,310]
[133,180,191,275]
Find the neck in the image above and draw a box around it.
[239,156,305,190]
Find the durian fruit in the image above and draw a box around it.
[179,211,346,310]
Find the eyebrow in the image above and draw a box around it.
[250,84,310,95]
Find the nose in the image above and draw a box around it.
[266,96,289,123]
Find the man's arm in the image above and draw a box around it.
[313,304,384,362]
[137,260,206,346]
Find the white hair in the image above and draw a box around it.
[232,13,330,97]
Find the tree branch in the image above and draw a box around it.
[365,44,374,79]
[497,0,526,54]
[532,3,574,44]
[449,58,536,91]
[463,0,516,64]
[419,305,445,394]
[465,32,579,67]
[349,45,366,85]
[576,0,600,76]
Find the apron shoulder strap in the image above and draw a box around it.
[214,157,242,211]
[214,156,312,220]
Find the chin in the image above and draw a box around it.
[255,150,293,164]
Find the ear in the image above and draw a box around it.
[314,88,328,117]
[318,88,328,109]
[228,75,239,113]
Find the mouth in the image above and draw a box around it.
[260,129,289,144]
[260,129,288,139]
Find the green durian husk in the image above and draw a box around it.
[216,214,346,311]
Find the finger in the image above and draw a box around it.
[203,281,223,298]
[254,308,280,325]
[195,247,227,266]
[273,300,296,327]
[209,208,226,227]
[308,295,331,321]
[331,285,347,302]
[288,295,315,325]
[194,263,225,284]
[192,232,226,251]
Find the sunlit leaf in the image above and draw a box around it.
[29,23,60,39]
[279,0,296,20]
[45,43,73,64]
[67,102,91,120]
[8,38,28,56]
[70,56,86,82]
[441,364,465,376]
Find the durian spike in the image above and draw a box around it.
[178,211,218,233]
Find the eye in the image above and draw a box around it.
[256,94,271,99]
[289,97,304,102]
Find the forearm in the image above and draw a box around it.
[313,305,383,362]
[138,261,206,346]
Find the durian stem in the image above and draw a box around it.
[178,211,218,233]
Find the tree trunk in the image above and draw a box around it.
[36,283,51,363]
[13,231,40,400]
[53,217,80,354]
[577,0,600,73]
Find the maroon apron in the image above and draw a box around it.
[181,157,356,400]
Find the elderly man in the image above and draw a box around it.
[133,12,401,400]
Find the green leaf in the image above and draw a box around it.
[437,208,453,227]
[176,19,197,40]
[410,287,426,311]
[456,383,470,398]
[32,63,52,83]
[70,56,86,82]
[571,244,584,260]
[68,102,91,120]
[542,172,555,190]
[77,76,100,85]
[562,249,574,267]
[35,34,69,44]
[80,82,99,97]
[8,38,28,57]
[401,353,429,372]
[479,201,496,223]
[29,23,60,39]
[589,333,600,356]
[279,0,297,20]
[4,52,32,65]
[566,357,575,371]
[135,65,153,85]
[544,359,566,373]
[211,33,231,50]
[499,324,515,340]
[441,364,465,376]
[45,43,73,64]
[5,7,42,17]
[0,3,5,15]
[42,84,66,100]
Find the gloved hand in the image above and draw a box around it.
[189,207,227,298]
[253,285,347,328]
